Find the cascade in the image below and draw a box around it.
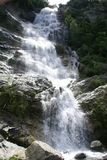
[22,7,87,155]
[2,1,106,159]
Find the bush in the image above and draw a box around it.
[61,0,107,78]
[88,78,105,91]
[0,84,29,117]
[11,0,48,10]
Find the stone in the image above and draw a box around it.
[103,155,107,160]
[0,134,4,142]
[25,140,64,160]
[8,127,35,147]
[75,153,86,159]
[90,140,103,151]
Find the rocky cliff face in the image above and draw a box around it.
[69,75,107,147]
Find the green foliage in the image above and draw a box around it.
[88,78,105,91]
[11,0,48,10]
[9,156,21,160]
[62,0,107,77]
[0,84,29,117]
[0,156,21,160]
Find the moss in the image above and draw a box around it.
[9,156,22,160]
[87,78,105,91]
[0,156,22,160]
[0,84,29,118]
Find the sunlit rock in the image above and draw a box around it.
[26,140,64,160]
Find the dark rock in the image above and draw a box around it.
[14,51,23,58]
[27,11,36,23]
[0,54,8,61]
[8,127,35,147]
[20,11,36,23]
[0,134,4,142]
[75,153,86,159]
[8,57,26,73]
[103,155,107,160]
[90,140,103,151]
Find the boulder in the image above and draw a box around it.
[90,140,103,151]
[75,153,86,159]
[25,140,64,160]
[103,155,107,160]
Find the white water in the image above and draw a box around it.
[20,5,106,160]
[21,6,86,155]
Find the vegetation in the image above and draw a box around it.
[60,0,107,78]
[0,84,29,117]
[11,0,48,10]
[0,156,22,160]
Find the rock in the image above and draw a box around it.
[25,140,64,160]
[14,51,23,58]
[8,57,26,73]
[8,128,35,147]
[0,135,4,142]
[0,140,25,159]
[75,153,86,159]
[76,82,107,147]
[20,11,36,22]
[103,155,107,160]
[0,74,52,118]
[90,140,103,151]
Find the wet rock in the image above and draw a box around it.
[20,11,36,22]
[25,140,63,160]
[0,54,8,61]
[8,128,35,147]
[14,50,23,58]
[8,57,26,73]
[75,153,86,159]
[90,140,103,151]
[102,155,107,160]
[0,135,4,142]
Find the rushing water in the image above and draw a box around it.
[4,2,106,159]
[21,7,87,155]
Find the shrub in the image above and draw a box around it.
[11,0,48,10]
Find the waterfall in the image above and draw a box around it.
[21,6,87,157]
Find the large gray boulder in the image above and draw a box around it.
[25,140,64,160]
